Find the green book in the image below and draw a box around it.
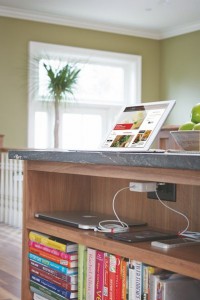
[78,244,87,300]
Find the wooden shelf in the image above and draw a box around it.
[26,218,200,280]
[20,155,200,299]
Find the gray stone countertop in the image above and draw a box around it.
[8,149,200,171]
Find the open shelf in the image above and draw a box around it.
[26,218,200,280]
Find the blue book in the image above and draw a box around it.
[28,253,77,275]
[30,273,78,298]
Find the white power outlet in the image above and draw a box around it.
[129,182,157,192]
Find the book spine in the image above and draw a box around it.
[30,265,78,291]
[83,247,88,300]
[29,231,67,252]
[142,264,149,300]
[29,240,78,260]
[78,244,87,300]
[135,261,143,300]
[121,258,128,300]
[29,246,78,267]
[33,292,51,300]
[29,231,78,253]
[30,281,66,300]
[95,250,104,300]
[108,254,116,300]
[148,267,162,300]
[30,273,78,298]
[31,286,56,300]
[86,248,96,300]
[29,260,78,283]
[115,255,122,300]
[103,253,109,300]
[128,259,136,300]
[29,253,78,275]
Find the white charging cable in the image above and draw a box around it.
[155,189,190,235]
[95,186,130,233]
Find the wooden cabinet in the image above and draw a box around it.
[13,152,200,299]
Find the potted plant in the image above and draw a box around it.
[43,62,81,148]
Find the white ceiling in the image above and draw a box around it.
[0,0,200,39]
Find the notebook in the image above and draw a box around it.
[100,100,176,152]
[35,211,147,229]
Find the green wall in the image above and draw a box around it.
[0,17,160,148]
[160,31,200,125]
[1,17,200,148]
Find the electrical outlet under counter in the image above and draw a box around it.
[147,183,176,202]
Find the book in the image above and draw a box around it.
[103,252,109,300]
[108,253,117,300]
[33,287,57,300]
[30,260,78,283]
[141,264,149,300]
[29,246,78,267]
[30,273,78,298]
[29,253,78,275]
[29,231,78,253]
[121,257,128,300]
[30,265,78,291]
[30,281,67,300]
[29,240,78,261]
[33,293,51,300]
[128,259,135,300]
[156,273,200,300]
[78,244,87,300]
[82,247,87,300]
[115,255,122,300]
[86,248,96,300]
[134,261,143,300]
[95,250,104,300]
[149,270,172,300]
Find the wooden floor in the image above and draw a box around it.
[0,223,22,300]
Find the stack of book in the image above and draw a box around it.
[28,231,78,300]
[77,245,200,300]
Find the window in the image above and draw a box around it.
[28,42,141,149]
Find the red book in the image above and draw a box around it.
[29,240,78,261]
[95,250,105,300]
[29,246,78,267]
[108,254,116,300]
[30,265,78,291]
[103,253,109,300]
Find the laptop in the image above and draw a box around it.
[99,100,176,152]
[35,100,175,230]
[35,211,147,229]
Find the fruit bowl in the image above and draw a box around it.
[170,131,200,151]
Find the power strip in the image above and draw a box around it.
[129,182,157,192]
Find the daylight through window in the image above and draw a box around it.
[28,42,141,149]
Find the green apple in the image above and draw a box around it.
[191,103,200,123]
[179,121,195,130]
[193,123,200,130]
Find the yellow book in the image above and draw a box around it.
[29,231,78,253]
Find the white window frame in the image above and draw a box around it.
[28,41,142,148]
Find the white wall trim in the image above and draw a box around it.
[1,6,199,40]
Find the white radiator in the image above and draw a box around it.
[0,152,23,228]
